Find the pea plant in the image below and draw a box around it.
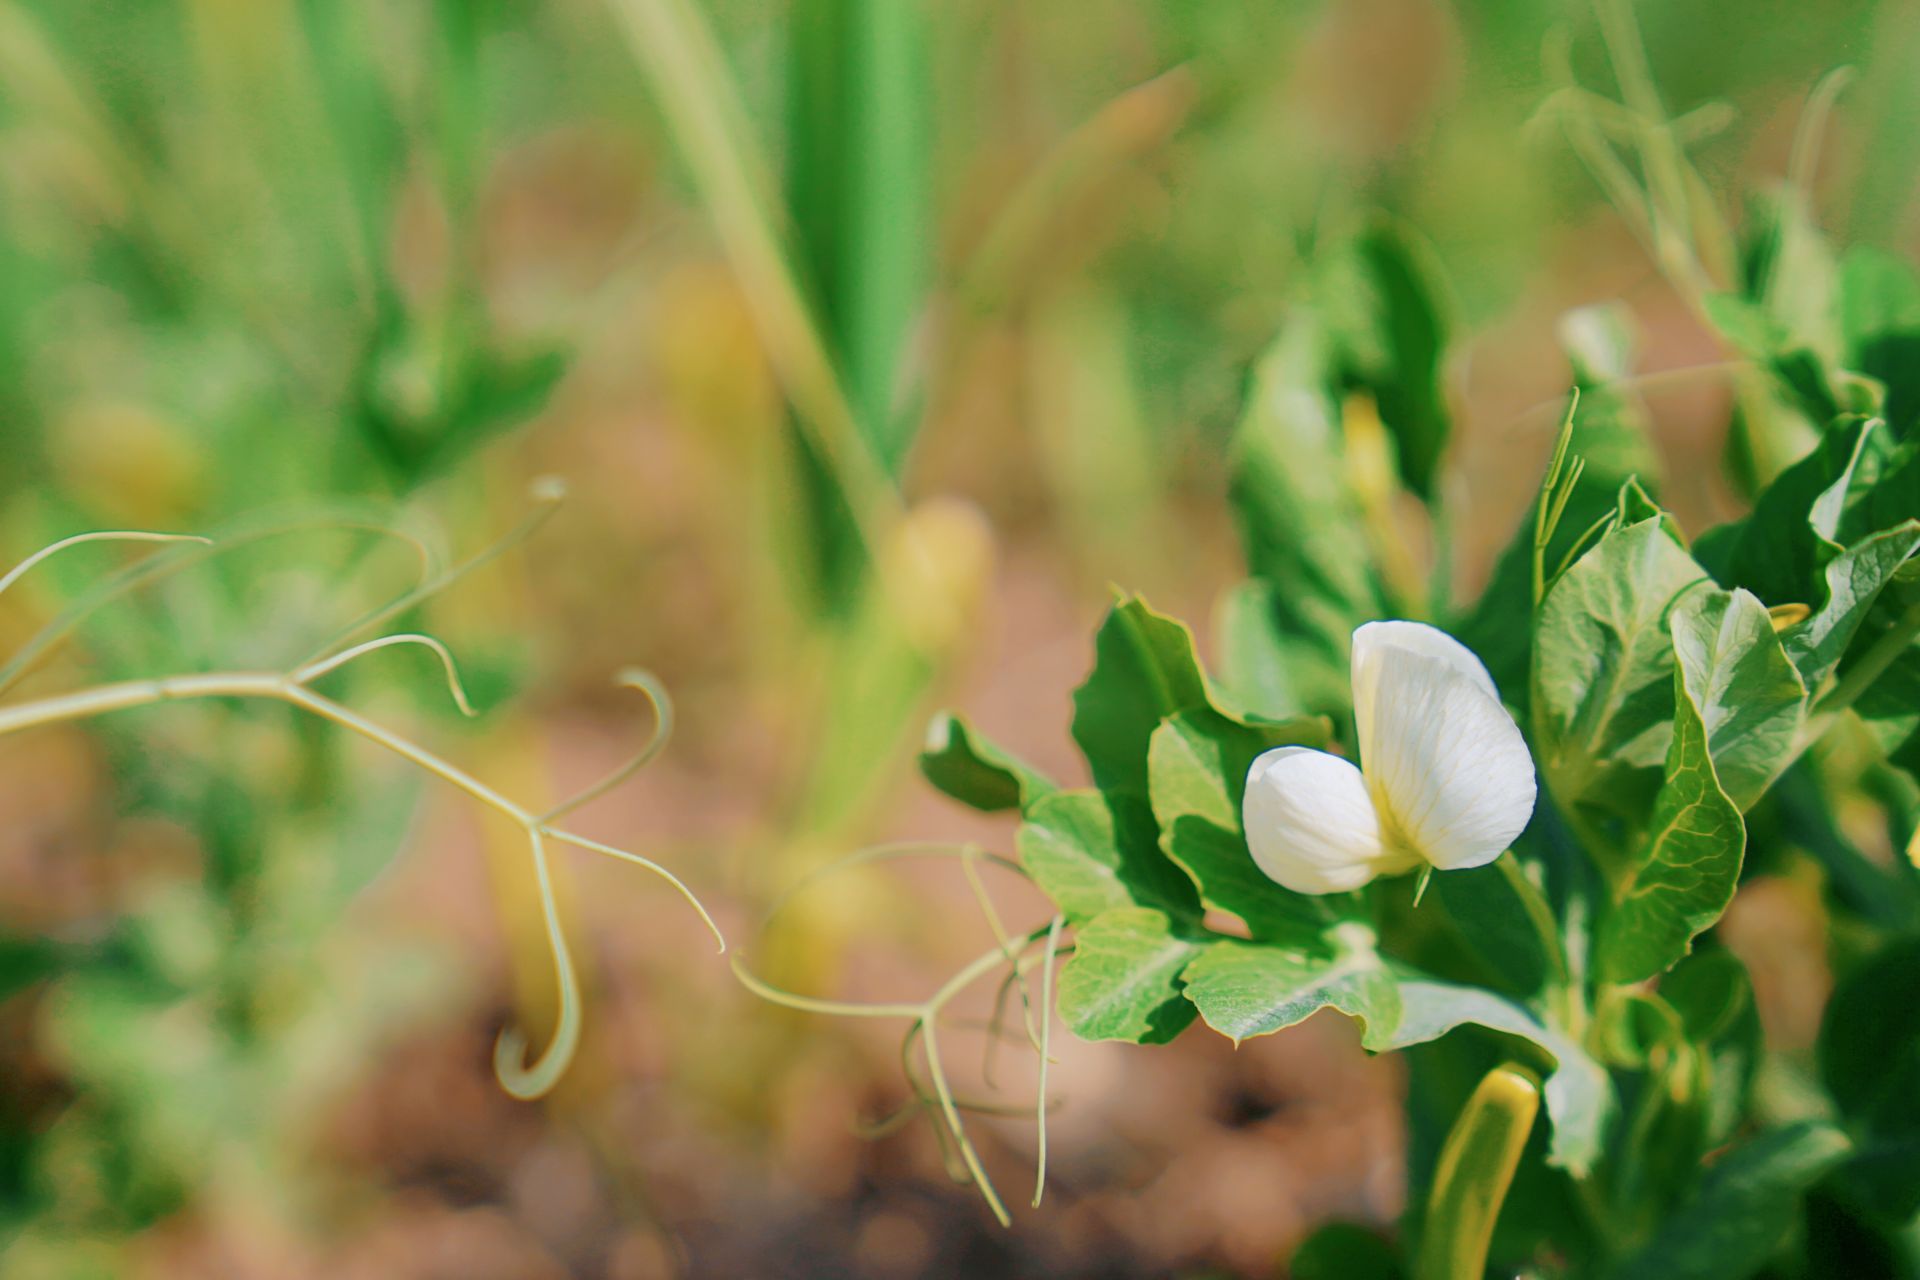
[760,212,1920,1279]
[0,487,722,1104]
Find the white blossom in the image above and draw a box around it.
[1244,621,1537,895]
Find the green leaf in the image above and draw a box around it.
[1385,980,1613,1176]
[1596,659,1747,984]
[1319,224,1452,500]
[1854,642,1920,773]
[1840,245,1920,435]
[918,710,1055,813]
[1015,789,1200,925]
[1213,578,1349,723]
[1778,521,1920,688]
[1429,855,1560,999]
[1668,583,1808,810]
[1694,417,1887,608]
[1662,950,1763,1147]
[1070,594,1211,793]
[1608,1121,1852,1280]
[1534,516,1708,798]
[1819,937,1920,1222]
[1228,320,1383,707]
[1456,317,1662,704]
[1290,1224,1404,1280]
[1054,907,1203,1045]
[1147,708,1339,939]
[1181,929,1401,1048]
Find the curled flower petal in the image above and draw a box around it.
[1353,628,1536,871]
[1243,746,1420,894]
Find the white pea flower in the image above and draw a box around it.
[1243,620,1537,895]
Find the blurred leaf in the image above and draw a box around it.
[1669,582,1808,810]
[1055,906,1202,1044]
[1319,225,1452,501]
[1662,950,1763,1147]
[1180,932,1400,1047]
[1385,980,1612,1176]
[1291,1223,1404,1280]
[1534,515,1707,800]
[1609,1121,1852,1280]
[1597,658,1746,984]
[0,933,61,1002]
[1146,707,1337,939]
[1015,789,1200,925]
[918,710,1055,813]
[1069,594,1211,793]
[1230,315,1383,656]
[1839,246,1920,437]
[1820,936,1920,1222]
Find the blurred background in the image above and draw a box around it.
[0,0,1914,1276]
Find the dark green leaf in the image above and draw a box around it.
[1070,594,1211,793]
[1608,1122,1852,1280]
[918,710,1055,813]
[1320,225,1452,500]
[1290,1223,1403,1280]
[1429,854,1560,999]
[1780,520,1920,688]
[1819,937,1920,1221]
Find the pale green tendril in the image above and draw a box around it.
[731,842,1065,1225]
[0,493,719,1102]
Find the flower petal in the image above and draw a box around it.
[1352,620,1500,763]
[1357,644,1537,871]
[1243,746,1418,894]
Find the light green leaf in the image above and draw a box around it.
[1015,789,1200,925]
[1147,708,1339,939]
[918,710,1055,813]
[1181,930,1401,1048]
[1070,594,1210,793]
[1385,981,1613,1176]
[1596,659,1747,985]
[1669,583,1808,810]
[1054,907,1203,1045]
[1608,1122,1852,1280]
[1534,516,1708,797]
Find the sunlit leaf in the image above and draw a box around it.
[1181,931,1400,1047]
[1596,659,1746,984]
[1669,583,1807,810]
[1016,789,1199,924]
[1054,906,1203,1044]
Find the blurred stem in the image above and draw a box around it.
[1806,600,1920,738]
[604,0,903,562]
[0,665,723,1098]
